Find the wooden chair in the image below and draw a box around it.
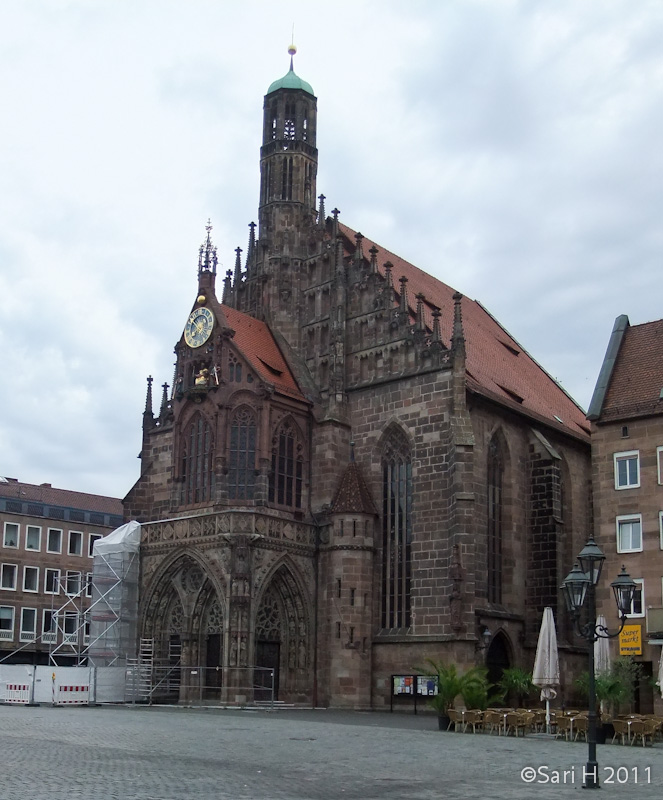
[447,708,463,732]
[483,710,502,735]
[555,715,572,741]
[611,718,630,745]
[630,718,657,747]
[572,715,588,742]
[463,710,483,733]
[505,712,528,737]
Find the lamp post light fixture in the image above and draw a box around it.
[561,536,637,790]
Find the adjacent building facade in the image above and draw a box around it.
[588,314,663,714]
[0,477,123,665]
[125,55,593,708]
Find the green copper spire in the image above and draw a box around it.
[267,44,314,96]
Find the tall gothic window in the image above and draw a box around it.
[381,427,412,629]
[269,419,304,509]
[487,436,504,603]
[284,101,296,140]
[281,156,293,200]
[181,413,214,505]
[228,407,256,501]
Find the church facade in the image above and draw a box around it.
[124,55,592,708]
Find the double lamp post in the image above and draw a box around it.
[561,535,637,790]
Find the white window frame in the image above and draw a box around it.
[68,530,83,556]
[65,570,82,596]
[22,566,39,593]
[657,446,663,485]
[3,522,19,549]
[19,607,37,641]
[626,578,645,618]
[0,605,15,640]
[42,609,56,644]
[44,568,60,595]
[614,450,640,489]
[63,611,79,644]
[85,572,93,598]
[660,511,663,550]
[616,514,643,553]
[47,528,63,554]
[88,533,102,558]
[0,563,17,591]
[25,525,41,552]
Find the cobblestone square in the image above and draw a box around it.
[1,705,661,800]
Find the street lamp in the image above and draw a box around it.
[561,536,636,790]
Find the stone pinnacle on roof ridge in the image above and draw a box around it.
[198,219,218,276]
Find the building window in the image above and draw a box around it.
[627,579,645,617]
[63,612,79,643]
[42,609,56,643]
[660,511,663,550]
[658,447,663,485]
[487,436,504,604]
[85,573,93,598]
[20,608,37,641]
[89,533,102,557]
[614,451,640,489]
[3,523,19,549]
[228,407,256,501]
[0,606,15,640]
[44,568,60,594]
[25,526,41,551]
[616,514,642,553]
[269,419,304,509]
[1,564,17,591]
[181,413,215,505]
[228,355,242,383]
[68,531,83,556]
[47,528,63,554]
[65,571,82,596]
[23,566,39,593]
[381,426,412,629]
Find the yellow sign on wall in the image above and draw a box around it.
[619,624,642,656]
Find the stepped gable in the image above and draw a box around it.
[338,222,590,442]
[331,461,378,515]
[0,479,123,515]
[601,318,663,421]
[222,304,305,402]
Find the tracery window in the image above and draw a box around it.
[284,102,296,140]
[269,419,304,509]
[228,355,242,383]
[381,427,412,629]
[487,436,504,604]
[281,156,293,200]
[181,413,214,505]
[228,407,256,501]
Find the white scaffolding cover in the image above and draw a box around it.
[88,521,141,667]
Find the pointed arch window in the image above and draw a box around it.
[269,420,304,509]
[381,427,412,629]
[181,413,214,505]
[281,156,293,200]
[487,436,504,603]
[228,407,256,501]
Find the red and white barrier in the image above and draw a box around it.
[4,683,30,704]
[56,684,89,705]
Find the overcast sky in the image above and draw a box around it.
[1,0,662,499]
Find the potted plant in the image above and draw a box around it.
[418,659,489,730]
[574,666,631,743]
[497,667,535,708]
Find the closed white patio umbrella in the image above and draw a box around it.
[533,607,560,734]
[594,615,611,676]
[657,648,663,700]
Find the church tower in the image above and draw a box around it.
[238,46,320,348]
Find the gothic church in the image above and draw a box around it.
[124,52,592,708]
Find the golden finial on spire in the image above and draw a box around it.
[288,26,296,69]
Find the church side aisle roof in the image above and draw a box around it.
[338,222,590,442]
[222,304,306,402]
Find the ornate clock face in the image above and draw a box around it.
[184,307,214,348]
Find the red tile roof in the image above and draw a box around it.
[0,479,123,515]
[222,305,306,402]
[339,223,590,441]
[600,318,663,421]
